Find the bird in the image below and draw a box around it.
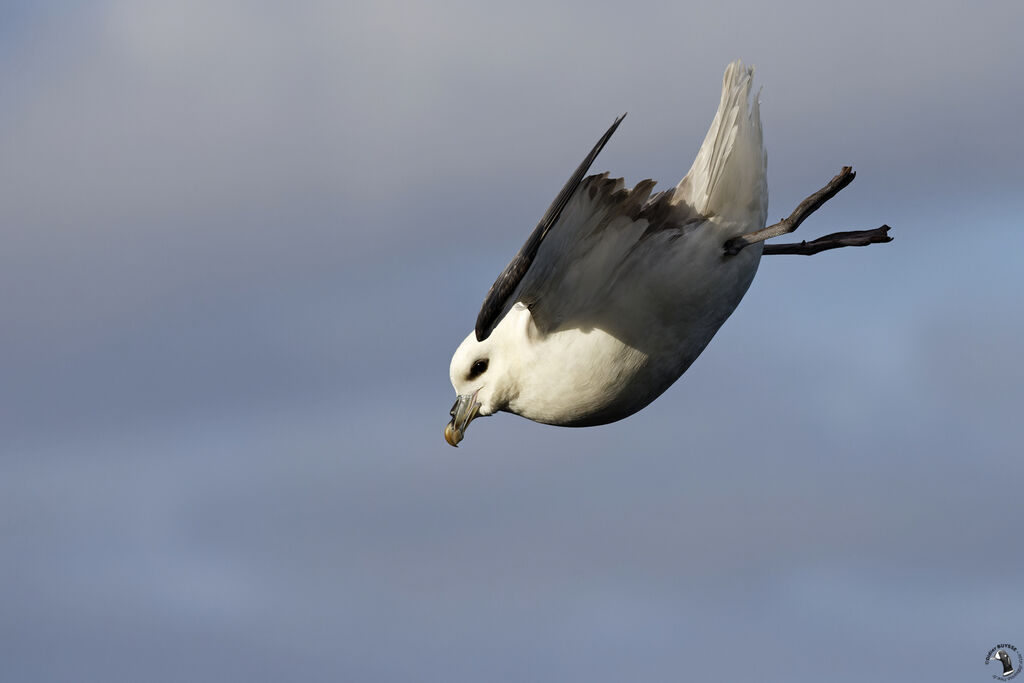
[446,60,767,446]
[995,650,1015,677]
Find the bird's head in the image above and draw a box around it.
[445,303,534,446]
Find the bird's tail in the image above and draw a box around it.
[673,60,767,228]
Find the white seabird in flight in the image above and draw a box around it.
[446,60,769,446]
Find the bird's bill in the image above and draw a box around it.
[445,389,482,447]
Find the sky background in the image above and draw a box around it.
[2,1,1023,681]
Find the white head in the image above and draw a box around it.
[445,303,535,446]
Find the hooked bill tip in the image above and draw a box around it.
[444,422,462,447]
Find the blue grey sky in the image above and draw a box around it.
[2,1,1023,681]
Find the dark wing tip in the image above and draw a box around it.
[474,115,627,341]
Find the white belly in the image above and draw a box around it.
[507,233,762,427]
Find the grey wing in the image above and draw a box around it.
[476,174,706,339]
[511,174,706,335]
[475,117,704,341]
[474,115,624,341]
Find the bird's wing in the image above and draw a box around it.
[475,123,705,341]
[474,115,624,341]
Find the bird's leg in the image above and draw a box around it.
[723,166,890,256]
[761,226,892,255]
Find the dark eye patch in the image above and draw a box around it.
[468,359,488,380]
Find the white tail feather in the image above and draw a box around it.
[674,60,767,228]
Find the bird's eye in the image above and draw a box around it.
[468,359,489,379]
